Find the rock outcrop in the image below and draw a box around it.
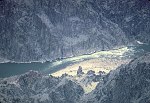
[80,53,150,103]
[0,70,84,103]
[77,66,84,77]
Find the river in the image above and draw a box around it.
[0,44,149,78]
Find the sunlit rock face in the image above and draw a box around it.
[0,71,84,103]
[0,0,131,63]
[80,53,150,103]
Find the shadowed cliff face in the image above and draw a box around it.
[0,0,150,62]
[95,0,150,42]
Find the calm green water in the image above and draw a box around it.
[0,53,98,78]
[0,60,80,78]
[0,62,50,78]
[0,44,149,78]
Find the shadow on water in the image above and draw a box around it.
[134,43,150,57]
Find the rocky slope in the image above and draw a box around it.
[0,70,84,103]
[0,54,150,103]
[80,53,150,103]
[3,0,150,62]
[95,0,150,42]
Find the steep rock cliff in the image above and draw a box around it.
[0,0,150,62]
[0,0,130,62]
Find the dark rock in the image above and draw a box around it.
[87,70,95,76]
[77,66,84,77]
